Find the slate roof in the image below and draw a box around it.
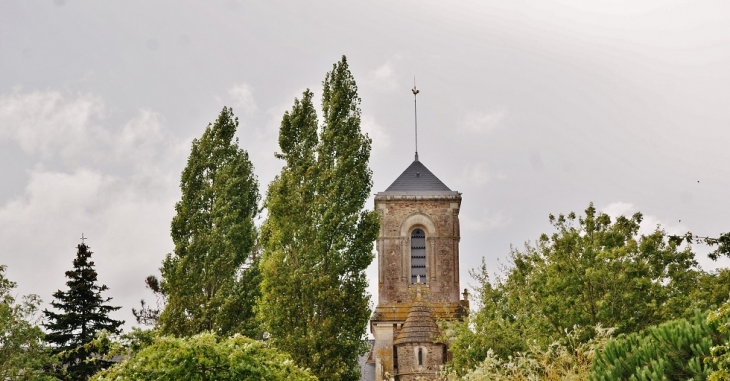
[384,157,452,193]
[359,340,375,381]
[393,292,442,346]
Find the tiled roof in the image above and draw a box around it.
[385,158,451,193]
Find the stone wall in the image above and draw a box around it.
[375,194,461,305]
[370,193,462,381]
[394,343,445,381]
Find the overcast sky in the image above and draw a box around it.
[2,0,730,332]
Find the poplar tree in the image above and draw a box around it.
[157,107,261,338]
[44,242,123,381]
[259,56,380,381]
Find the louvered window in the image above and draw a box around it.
[411,228,426,284]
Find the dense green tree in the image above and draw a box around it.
[259,56,380,381]
[156,106,261,338]
[591,311,728,380]
[44,243,123,380]
[708,301,730,381]
[91,332,317,381]
[447,204,730,376]
[0,265,57,381]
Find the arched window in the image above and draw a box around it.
[411,228,426,284]
[418,348,423,366]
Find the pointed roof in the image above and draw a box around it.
[393,292,442,346]
[384,156,452,193]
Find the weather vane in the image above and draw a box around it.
[412,77,420,161]
[80,233,88,244]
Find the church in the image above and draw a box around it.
[364,152,469,381]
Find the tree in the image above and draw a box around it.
[0,265,57,381]
[447,204,730,375]
[591,311,727,380]
[90,332,318,381]
[156,106,261,338]
[444,325,612,381]
[669,232,730,261]
[708,301,730,381]
[259,56,380,381]
[44,243,123,380]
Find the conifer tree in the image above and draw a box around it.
[591,311,728,380]
[156,106,261,338]
[44,242,123,381]
[259,56,380,381]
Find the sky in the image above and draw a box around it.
[1,0,730,332]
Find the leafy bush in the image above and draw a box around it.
[92,332,317,381]
[444,326,612,381]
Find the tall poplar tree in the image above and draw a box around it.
[259,56,380,381]
[157,106,261,338]
[44,242,123,381]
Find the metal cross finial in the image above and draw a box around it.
[80,233,88,244]
[412,77,420,161]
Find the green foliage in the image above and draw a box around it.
[442,259,532,373]
[0,265,58,380]
[591,311,728,380]
[708,301,730,381]
[444,326,612,381]
[668,232,730,261]
[91,332,318,381]
[448,204,729,376]
[157,106,261,338]
[44,243,123,381]
[259,56,380,381]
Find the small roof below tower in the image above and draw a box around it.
[393,294,442,346]
[384,157,452,193]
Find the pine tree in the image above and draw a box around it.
[259,56,380,381]
[591,311,728,380]
[156,106,261,338]
[44,242,123,381]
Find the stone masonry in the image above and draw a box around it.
[367,158,468,381]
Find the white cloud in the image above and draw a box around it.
[0,91,106,160]
[458,162,505,187]
[363,57,403,92]
[228,83,257,118]
[599,201,730,271]
[601,201,635,219]
[373,62,397,91]
[601,201,688,236]
[460,109,506,135]
[361,115,392,152]
[461,209,512,232]
[0,90,187,330]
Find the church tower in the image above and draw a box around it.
[369,155,467,381]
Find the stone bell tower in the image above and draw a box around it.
[368,154,468,381]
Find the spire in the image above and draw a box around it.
[384,160,451,192]
[412,78,419,162]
